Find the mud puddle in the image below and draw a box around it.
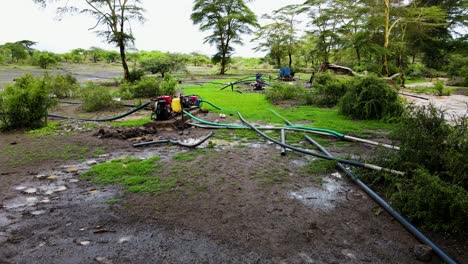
[289,172,352,210]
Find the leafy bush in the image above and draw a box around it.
[81,82,119,112]
[140,53,187,77]
[128,68,145,83]
[406,63,427,78]
[48,73,79,98]
[32,51,58,69]
[118,74,177,99]
[433,79,450,96]
[160,73,177,96]
[339,75,403,120]
[0,74,56,130]
[362,104,468,232]
[265,82,306,102]
[311,72,349,107]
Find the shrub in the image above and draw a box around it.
[362,104,468,232]
[311,72,349,107]
[433,79,450,96]
[406,63,427,79]
[32,51,58,69]
[160,73,177,96]
[48,73,79,98]
[81,82,119,112]
[265,82,305,102]
[0,74,56,130]
[128,68,145,83]
[339,75,403,120]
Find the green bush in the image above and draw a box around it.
[391,168,468,232]
[433,79,449,96]
[395,104,467,188]
[48,73,79,98]
[160,73,177,96]
[362,104,468,232]
[81,82,119,112]
[406,63,427,78]
[265,82,305,102]
[311,72,349,107]
[128,68,145,83]
[0,74,56,130]
[339,75,403,120]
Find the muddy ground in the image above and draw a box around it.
[1,69,467,263]
[1,106,467,264]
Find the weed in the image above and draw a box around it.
[110,117,151,127]
[81,156,175,193]
[104,198,120,204]
[173,149,209,162]
[27,121,60,136]
[303,159,337,174]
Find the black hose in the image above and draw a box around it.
[133,132,215,148]
[304,135,457,264]
[399,92,429,100]
[58,100,137,108]
[48,102,150,122]
[237,112,404,175]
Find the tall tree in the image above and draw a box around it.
[262,5,306,69]
[191,0,258,74]
[252,22,287,68]
[33,0,145,81]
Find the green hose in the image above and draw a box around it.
[182,110,245,128]
[200,99,237,112]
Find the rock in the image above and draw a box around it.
[23,188,38,194]
[69,179,79,183]
[35,174,47,180]
[79,241,90,246]
[96,257,114,264]
[413,244,433,262]
[47,175,59,180]
[14,186,27,191]
[341,249,357,260]
[86,160,98,166]
[66,167,79,174]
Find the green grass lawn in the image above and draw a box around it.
[182,80,395,136]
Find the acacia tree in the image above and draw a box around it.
[33,0,145,81]
[252,22,287,68]
[191,0,258,74]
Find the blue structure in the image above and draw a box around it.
[279,67,294,81]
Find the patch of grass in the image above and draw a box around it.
[303,159,337,174]
[184,80,395,136]
[110,117,151,127]
[104,198,120,204]
[173,149,211,162]
[27,121,60,136]
[81,156,175,193]
[92,147,107,157]
[255,171,287,185]
[1,140,91,167]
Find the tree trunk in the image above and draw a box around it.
[220,53,227,75]
[288,52,292,69]
[118,40,130,81]
[276,56,281,69]
[355,48,361,66]
[383,0,390,76]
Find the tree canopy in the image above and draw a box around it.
[191,0,258,74]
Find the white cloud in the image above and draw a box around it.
[1,0,305,57]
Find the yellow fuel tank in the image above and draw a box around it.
[171,97,182,113]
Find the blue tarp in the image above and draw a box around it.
[279,67,291,77]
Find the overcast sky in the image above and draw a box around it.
[1,0,305,57]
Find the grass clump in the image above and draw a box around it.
[27,121,60,136]
[303,159,337,174]
[118,74,177,99]
[339,75,403,120]
[173,149,209,162]
[81,82,120,112]
[0,74,56,130]
[81,156,174,193]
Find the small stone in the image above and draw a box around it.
[413,244,433,262]
[23,188,37,194]
[35,174,47,180]
[99,154,109,158]
[55,186,67,192]
[80,241,91,246]
[66,167,79,174]
[86,160,98,166]
[40,198,50,203]
[14,186,27,191]
[219,114,226,118]
[31,210,46,216]
[118,236,131,244]
[341,249,356,260]
[47,175,59,180]
[96,257,114,264]
[69,179,79,183]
